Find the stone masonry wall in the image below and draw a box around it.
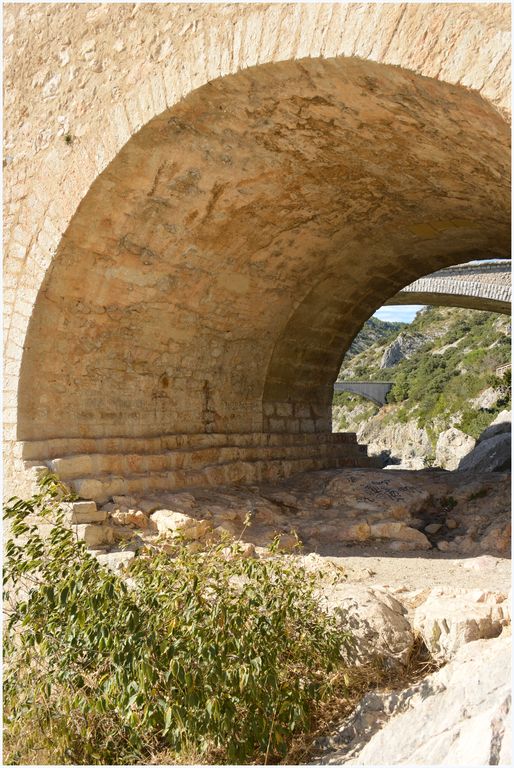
[3,3,511,496]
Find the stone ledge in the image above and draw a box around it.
[20,431,359,461]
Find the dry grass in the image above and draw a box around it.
[282,635,440,765]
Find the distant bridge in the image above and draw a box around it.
[386,261,511,314]
[334,381,393,406]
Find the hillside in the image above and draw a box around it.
[341,317,407,362]
[333,307,511,467]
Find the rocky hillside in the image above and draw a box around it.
[334,307,511,468]
[341,317,406,361]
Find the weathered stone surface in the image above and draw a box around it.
[458,432,511,472]
[94,550,136,572]
[424,522,442,534]
[110,509,149,528]
[470,386,502,410]
[150,509,211,540]
[412,588,509,660]
[369,522,431,549]
[477,409,511,443]
[316,635,512,765]
[4,4,510,498]
[435,427,476,470]
[73,523,114,548]
[321,585,414,668]
[62,500,107,524]
[380,331,427,368]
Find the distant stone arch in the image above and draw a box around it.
[334,382,393,407]
[386,261,511,314]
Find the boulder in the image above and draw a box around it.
[320,585,414,668]
[111,509,149,528]
[458,432,511,472]
[150,509,211,540]
[412,588,509,660]
[435,427,476,470]
[94,550,136,572]
[369,522,431,549]
[477,409,511,443]
[316,635,511,766]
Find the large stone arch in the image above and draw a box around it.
[4,4,511,495]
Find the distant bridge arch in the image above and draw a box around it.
[386,261,511,314]
[334,381,393,407]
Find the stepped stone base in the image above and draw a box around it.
[21,432,379,504]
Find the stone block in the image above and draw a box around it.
[74,523,114,547]
[72,478,109,504]
[63,500,107,524]
[94,550,136,572]
[52,455,93,478]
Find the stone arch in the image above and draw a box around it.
[4,4,511,494]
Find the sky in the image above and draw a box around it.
[372,305,426,323]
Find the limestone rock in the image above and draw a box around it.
[213,520,238,538]
[424,523,441,534]
[470,386,502,410]
[477,409,511,443]
[94,550,136,572]
[150,509,211,540]
[412,588,509,660]
[316,635,511,766]
[321,585,414,668]
[73,523,114,547]
[435,427,476,470]
[369,522,431,549]
[480,521,511,555]
[336,522,370,542]
[274,532,299,551]
[62,500,107,524]
[380,331,427,368]
[357,419,432,469]
[458,432,511,472]
[111,509,149,528]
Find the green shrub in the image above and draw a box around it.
[4,475,353,765]
[457,408,497,439]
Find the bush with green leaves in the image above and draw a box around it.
[4,475,353,765]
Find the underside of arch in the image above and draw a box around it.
[18,56,510,464]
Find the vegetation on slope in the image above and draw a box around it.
[341,317,407,363]
[4,475,356,765]
[334,307,511,443]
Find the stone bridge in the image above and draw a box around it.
[3,4,511,500]
[334,382,393,407]
[386,261,511,314]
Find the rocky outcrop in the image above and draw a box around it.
[412,588,510,661]
[316,634,511,765]
[321,585,415,669]
[458,432,511,472]
[80,468,511,560]
[356,417,432,469]
[380,331,427,369]
[470,386,503,409]
[435,427,476,470]
[477,409,511,443]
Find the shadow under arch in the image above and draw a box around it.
[18,56,510,465]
